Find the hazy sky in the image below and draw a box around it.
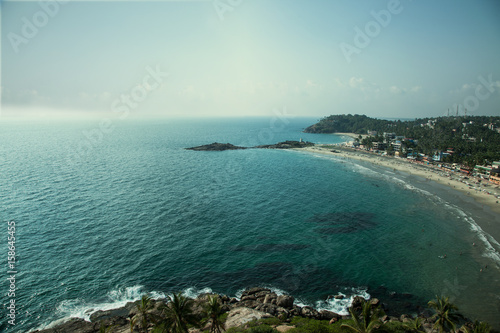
[2,0,500,119]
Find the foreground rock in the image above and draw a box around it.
[225,307,273,329]
[32,286,472,333]
[186,142,247,151]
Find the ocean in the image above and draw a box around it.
[1,117,499,332]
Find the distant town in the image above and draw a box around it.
[305,114,500,184]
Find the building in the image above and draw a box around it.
[474,165,492,179]
[491,162,500,185]
[383,132,396,140]
[367,130,378,136]
[372,142,386,150]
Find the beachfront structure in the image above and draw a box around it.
[367,130,378,136]
[372,142,386,150]
[491,162,500,185]
[474,165,492,179]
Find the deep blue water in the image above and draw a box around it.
[1,117,499,332]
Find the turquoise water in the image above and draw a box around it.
[1,118,499,332]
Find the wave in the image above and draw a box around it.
[305,150,500,267]
[315,287,370,316]
[235,285,369,315]
[35,285,217,331]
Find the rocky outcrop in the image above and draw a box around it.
[31,287,461,333]
[186,142,247,151]
[225,307,273,329]
[186,141,315,151]
[276,295,294,308]
[255,140,314,149]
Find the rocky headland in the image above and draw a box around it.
[30,287,477,333]
[186,143,247,151]
[186,141,314,151]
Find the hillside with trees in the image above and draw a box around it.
[304,114,500,165]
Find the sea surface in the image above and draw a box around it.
[1,117,499,332]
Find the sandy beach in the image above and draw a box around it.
[296,144,500,215]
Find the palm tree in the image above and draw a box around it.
[341,299,384,333]
[98,322,115,333]
[203,295,225,333]
[403,317,425,333]
[160,292,199,333]
[134,295,154,333]
[427,296,460,333]
[130,316,137,333]
[463,320,491,333]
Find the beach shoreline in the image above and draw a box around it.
[294,145,500,215]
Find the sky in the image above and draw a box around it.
[1,0,500,120]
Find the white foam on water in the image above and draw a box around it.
[314,287,370,316]
[37,285,219,331]
[336,155,500,267]
[37,285,146,330]
[181,286,214,299]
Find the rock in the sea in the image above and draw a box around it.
[255,140,314,149]
[276,295,295,309]
[263,293,278,304]
[242,287,272,297]
[319,310,340,321]
[225,307,273,329]
[300,306,319,318]
[89,306,130,322]
[31,318,95,333]
[186,142,247,151]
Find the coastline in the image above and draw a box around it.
[296,145,500,215]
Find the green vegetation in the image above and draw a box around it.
[289,316,342,332]
[203,295,226,333]
[122,294,493,333]
[134,295,154,333]
[305,114,500,165]
[341,299,384,333]
[155,292,199,333]
[428,296,462,333]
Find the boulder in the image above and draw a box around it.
[255,303,278,316]
[263,293,277,304]
[334,295,345,300]
[370,298,380,307]
[276,295,294,309]
[224,307,273,329]
[31,318,95,333]
[300,306,319,318]
[276,325,295,332]
[350,296,365,313]
[241,295,257,302]
[242,287,272,297]
[89,307,129,322]
[319,310,340,321]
